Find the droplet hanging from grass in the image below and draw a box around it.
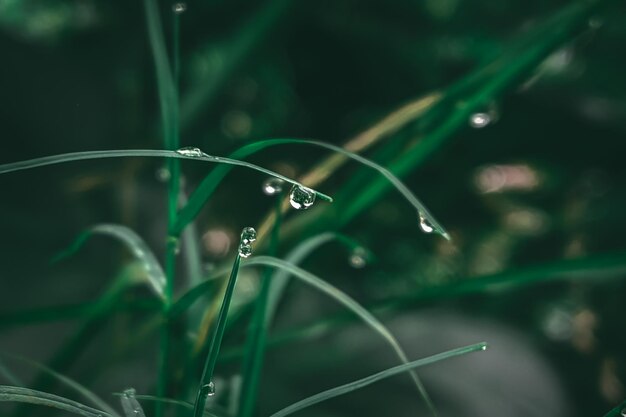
[239,243,253,258]
[419,211,435,234]
[241,227,257,243]
[201,381,216,398]
[289,185,316,210]
[172,2,187,14]
[175,147,205,157]
[469,112,491,128]
[262,178,284,195]
[349,247,368,269]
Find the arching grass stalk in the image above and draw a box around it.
[603,399,626,417]
[193,229,255,417]
[237,192,283,417]
[0,386,113,417]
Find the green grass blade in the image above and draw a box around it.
[603,399,626,417]
[1,354,120,417]
[114,394,226,417]
[0,149,332,204]
[119,389,146,417]
[174,139,448,238]
[242,256,438,415]
[268,342,487,417]
[0,385,113,417]
[0,360,22,386]
[53,224,167,300]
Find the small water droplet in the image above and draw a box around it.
[241,227,257,244]
[176,146,205,157]
[172,2,187,13]
[121,388,145,417]
[238,243,253,258]
[469,112,491,128]
[419,212,435,234]
[203,381,216,397]
[289,185,316,210]
[262,177,284,195]
[349,247,368,269]
[480,344,488,351]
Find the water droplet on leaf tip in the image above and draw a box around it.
[172,2,187,13]
[289,184,316,210]
[204,381,216,397]
[241,226,257,243]
[176,147,204,157]
[262,177,284,195]
[239,243,253,258]
[469,112,491,128]
[418,213,435,234]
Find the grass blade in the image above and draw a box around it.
[53,224,167,300]
[114,393,226,417]
[241,256,438,415]
[268,342,487,417]
[603,399,626,417]
[0,385,113,417]
[0,149,332,204]
[173,139,448,238]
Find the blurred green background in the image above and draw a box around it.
[1,0,626,416]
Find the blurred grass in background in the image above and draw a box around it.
[1,0,626,416]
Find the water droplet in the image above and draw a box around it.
[480,344,488,351]
[172,2,187,13]
[469,112,491,128]
[203,381,216,397]
[241,227,257,244]
[239,243,253,258]
[349,247,368,269]
[262,177,284,195]
[121,388,145,417]
[289,185,316,210]
[123,388,136,398]
[176,147,205,157]
[419,212,435,234]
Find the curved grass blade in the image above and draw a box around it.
[603,399,626,417]
[0,149,332,205]
[53,224,166,300]
[0,360,22,386]
[1,354,120,417]
[0,385,113,417]
[241,256,438,416]
[174,139,448,239]
[269,342,487,417]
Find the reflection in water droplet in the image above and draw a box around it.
[349,247,368,269]
[176,147,205,157]
[241,227,257,243]
[419,212,434,234]
[203,381,216,397]
[262,177,284,195]
[239,243,253,258]
[172,2,187,13]
[469,112,491,128]
[289,185,316,210]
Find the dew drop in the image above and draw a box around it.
[469,112,491,128]
[481,344,488,351]
[418,212,435,234]
[289,185,316,210]
[349,247,367,269]
[241,227,257,244]
[120,388,146,417]
[176,146,205,157]
[203,381,216,397]
[239,243,253,258]
[262,177,284,195]
[172,2,187,13]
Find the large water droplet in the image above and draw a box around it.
[239,243,253,258]
[203,381,216,397]
[241,227,256,244]
[349,247,368,269]
[262,178,284,195]
[176,147,205,157]
[469,112,491,128]
[289,185,316,210]
[172,2,187,13]
[418,212,435,234]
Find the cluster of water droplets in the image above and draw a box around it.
[262,177,284,195]
[289,184,316,210]
[120,388,146,417]
[238,227,257,258]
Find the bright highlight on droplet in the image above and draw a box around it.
[418,212,434,234]
[469,112,491,128]
[176,146,205,157]
[262,177,284,195]
[349,247,368,269]
[289,185,316,210]
[203,381,216,397]
[172,2,187,13]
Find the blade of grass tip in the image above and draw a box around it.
[269,342,487,417]
[174,139,447,239]
[0,150,332,204]
[0,385,113,417]
[53,224,166,300]
[2,354,120,417]
[241,256,438,416]
[193,228,257,417]
[603,399,626,417]
[237,195,283,417]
